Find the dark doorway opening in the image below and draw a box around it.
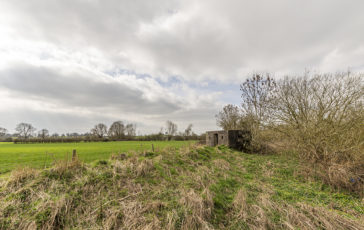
[213,133,218,146]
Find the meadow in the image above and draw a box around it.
[0,145,362,229]
[0,141,195,174]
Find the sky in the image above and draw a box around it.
[0,0,364,135]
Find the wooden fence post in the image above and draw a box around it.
[152,144,154,152]
[72,149,77,161]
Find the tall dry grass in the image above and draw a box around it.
[230,187,363,230]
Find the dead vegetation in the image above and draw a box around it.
[271,73,364,193]
[0,145,363,229]
[218,72,364,195]
[231,187,362,230]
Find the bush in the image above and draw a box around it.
[273,73,363,160]
[222,72,364,194]
[271,73,363,194]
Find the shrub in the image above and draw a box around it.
[272,73,363,193]
[219,72,364,194]
[273,73,362,159]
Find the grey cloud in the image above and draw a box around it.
[3,0,364,81]
[3,0,177,50]
[1,0,363,134]
[0,102,219,135]
[0,107,113,134]
[138,0,364,78]
[0,61,224,134]
[0,64,180,114]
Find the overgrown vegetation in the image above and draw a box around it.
[0,145,363,229]
[217,72,364,195]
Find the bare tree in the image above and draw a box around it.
[184,124,193,136]
[215,104,242,130]
[240,73,277,124]
[0,127,7,137]
[272,73,364,163]
[91,123,108,138]
[125,123,136,137]
[15,123,36,139]
[38,129,49,139]
[109,121,125,139]
[216,74,277,132]
[159,127,164,135]
[166,120,177,136]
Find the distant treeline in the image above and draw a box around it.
[1,120,204,144]
[12,134,203,144]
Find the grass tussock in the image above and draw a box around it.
[0,145,363,229]
[6,167,38,189]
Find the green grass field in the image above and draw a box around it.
[0,145,362,229]
[0,141,195,174]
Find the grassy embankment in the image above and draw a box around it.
[0,144,362,229]
[0,141,195,174]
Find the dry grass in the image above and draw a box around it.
[0,144,363,229]
[179,189,214,229]
[212,159,230,171]
[6,167,38,188]
[230,187,364,230]
[325,163,364,196]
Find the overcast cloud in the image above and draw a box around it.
[0,0,363,134]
